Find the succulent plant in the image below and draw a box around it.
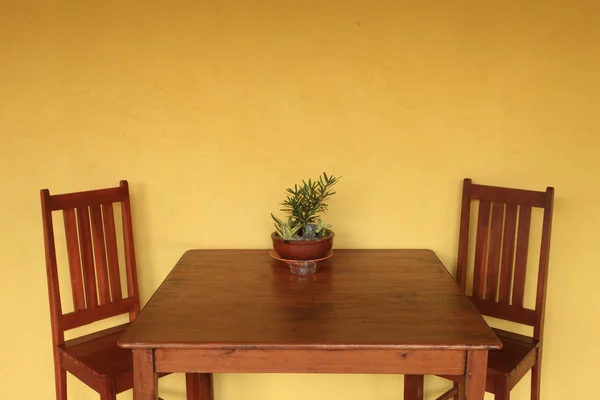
[271,215,302,240]
[271,172,340,240]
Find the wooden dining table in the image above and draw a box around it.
[118,249,501,400]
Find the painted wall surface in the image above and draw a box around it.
[1,1,599,398]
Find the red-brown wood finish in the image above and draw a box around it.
[404,375,424,400]
[424,178,554,400]
[119,249,501,400]
[186,373,214,400]
[41,181,206,400]
[271,229,334,260]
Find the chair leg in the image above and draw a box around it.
[456,379,465,400]
[531,359,542,400]
[54,363,67,400]
[494,377,509,400]
[403,375,423,400]
[99,380,116,400]
[186,373,213,400]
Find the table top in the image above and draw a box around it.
[119,249,501,350]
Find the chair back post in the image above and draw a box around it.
[40,189,66,347]
[119,180,141,320]
[533,187,554,341]
[456,178,472,292]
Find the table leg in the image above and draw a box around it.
[133,349,158,400]
[403,375,424,400]
[462,350,488,400]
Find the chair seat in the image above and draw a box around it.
[58,323,133,393]
[437,327,539,393]
[488,327,539,382]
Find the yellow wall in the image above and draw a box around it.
[1,0,598,398]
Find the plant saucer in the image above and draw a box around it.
[269,249,333,264]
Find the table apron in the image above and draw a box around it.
[154,348,467,375]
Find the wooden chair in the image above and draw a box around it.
[41,180,211,400]
[405,178,554,400]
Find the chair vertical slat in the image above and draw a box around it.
[498,204,518,304]
[512,205,532,307]
[486,202,505,301]
[90,204,111,305]
[63,209,86,311]
[102,203,123,301]
[76,207,98,308]
[472,200,491,299]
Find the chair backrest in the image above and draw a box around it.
[456,178,554,341]
[40,180,141,346]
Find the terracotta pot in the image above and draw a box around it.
[271,229,334,260]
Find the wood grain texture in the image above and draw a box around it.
[435,386,458,400]
[40,180,201,400]
[76,206,96,309]
[119,249,500,351]
[466,298,536,326]
[155,348,466,375]
[186,373,213,400]
[90,204,111,305]
[486,202,504,301]
[63,208,86,310]
[62,298,137,331]
[404,375,424,400]
[498,203,517,304]
[473,201,491,299]
[45,185,128,211]
[435,178,554,400]
[464,350,487,400]
[456,178,472,293]
[120,180,140,318]
[439,327,542,396]
[133,349,158,400]
[120,249,500,400]
[469,184,546,207]
[512,205,532,307]
[487,328,539,383]
[102,203,123,301]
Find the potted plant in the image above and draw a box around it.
[271,172,340,260]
